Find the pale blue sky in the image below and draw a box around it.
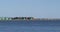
[0,0,60,18]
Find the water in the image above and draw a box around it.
[0,20,60,32]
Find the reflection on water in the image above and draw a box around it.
[0,20,60,32]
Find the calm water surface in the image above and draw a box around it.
[0,20,60,32]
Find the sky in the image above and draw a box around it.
[0,0,60,18]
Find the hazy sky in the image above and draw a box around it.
[0,0,60,18]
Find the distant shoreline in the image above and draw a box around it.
[0,17,60,20]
